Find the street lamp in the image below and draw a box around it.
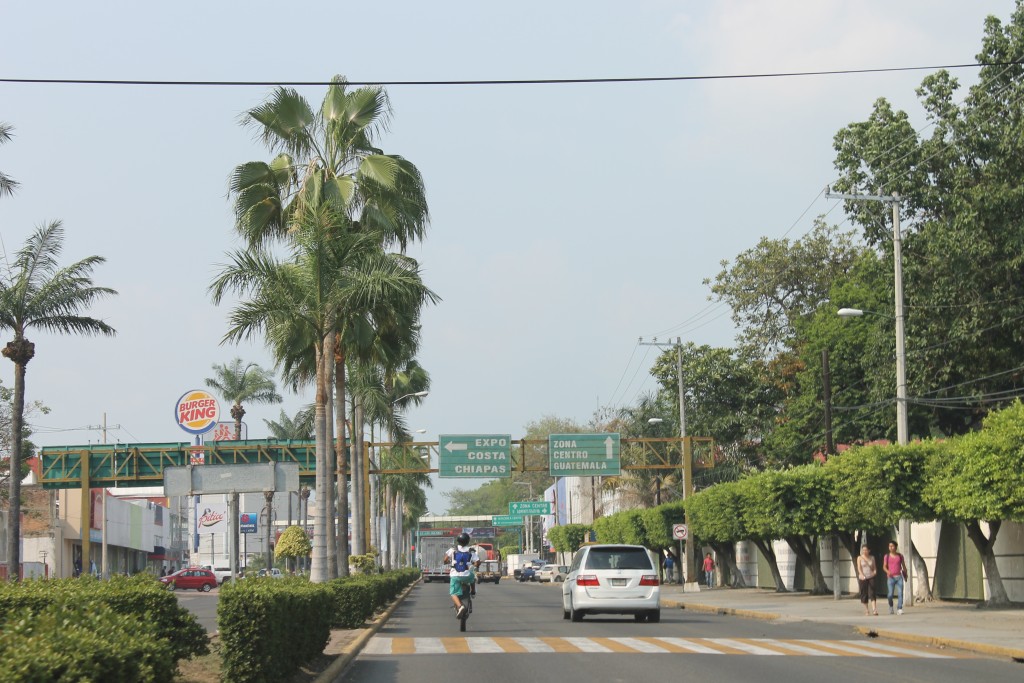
[647,418,664,425]
[393,390,428,404]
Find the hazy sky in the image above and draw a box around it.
[1,1,1015,513]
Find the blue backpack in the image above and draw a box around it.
[453,547,473,572]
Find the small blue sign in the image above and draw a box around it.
[240,512,258,534]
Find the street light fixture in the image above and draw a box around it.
[392,390,428,404]
[647,418,664,425]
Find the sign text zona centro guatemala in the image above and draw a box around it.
[509,501,551,515]
[548,432,621,475]
[438,434,511,478]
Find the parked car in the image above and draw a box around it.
[561,544,661,622]
[518,565,536,582]
[258,568,284,578]
[537,564,569,583]
[160,567,218,592]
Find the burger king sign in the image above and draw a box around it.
[175,390,221,435]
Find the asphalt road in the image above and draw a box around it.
[172,586,220,633]
[342,580,1021,683]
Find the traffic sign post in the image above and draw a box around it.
[438,434,512,478]
[548,433,621,476]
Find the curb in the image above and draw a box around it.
[852,626,1024,661]
[316,579,420,683]
[666,598,1024,661]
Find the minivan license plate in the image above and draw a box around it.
[611,578,627,586]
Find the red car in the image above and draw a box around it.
[160,567,217,592]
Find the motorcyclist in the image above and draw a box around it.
[444,532,480,618]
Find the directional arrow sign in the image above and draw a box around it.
[509,501,551,515]
[492,514,524,527]
[548,432,621,476]
[438,434,512,478]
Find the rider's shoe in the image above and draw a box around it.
[456,605,468,619]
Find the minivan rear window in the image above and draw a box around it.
[584,548,652,570]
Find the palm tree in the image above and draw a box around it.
[0,222,116,580]
[263,406,315,440]
[205,358,283,439]
[223,77,433,581]
[0,122,18,198]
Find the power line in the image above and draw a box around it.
[1,62,1019,89]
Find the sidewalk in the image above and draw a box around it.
[659,583,1024,660]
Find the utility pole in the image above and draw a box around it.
[639,336,695,588]
[827,187,913,607]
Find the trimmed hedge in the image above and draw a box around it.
[0,580,198,683]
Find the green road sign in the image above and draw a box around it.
[492,514,524,527]
[438,434,512,478]
[509,501,551,515]
[548,432,621,476]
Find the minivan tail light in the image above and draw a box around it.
[576,574,600,587]
[639,575,660,586]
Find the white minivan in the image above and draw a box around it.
[561,544,661,623]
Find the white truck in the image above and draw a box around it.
[505,553,541,579]
[419,535,455,583]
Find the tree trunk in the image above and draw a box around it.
[909,540,933,602]
[370,466,380,562]
[264,491,275,571]
[710,541,747,587]
[351,397,364,555]
[309,336,330,583]
[5,353,29,582]
[785,535,830,594]
[382,482,393,571]
[965,520,1009,606]
[334,347,349,577]
[324,332,337,579]
[752,539,789,592]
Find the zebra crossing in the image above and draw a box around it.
[363,636,961,659]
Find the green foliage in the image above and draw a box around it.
[275,525,312,560]
[686,481,746,543]
[639,503,685,550]
[0,575,207,662]
[350,547,380,574]
[499,546,520,559]
[218,577,332,683]
[546,524,592,555]
[593,508,646,545]
[0,602,176,683]
[925,401,1024,522]
[325,580,375,629]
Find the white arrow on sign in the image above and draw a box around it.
[604,436,614,459]
[444,441,467,452]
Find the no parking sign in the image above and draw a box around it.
[672,524,688,540]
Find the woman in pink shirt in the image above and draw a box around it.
[883,540,908,615]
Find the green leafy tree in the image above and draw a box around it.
[924,401,1024,605]
[686,484,749,587]
[205,358,283,439]
[831,4,1024,438]
[275,525,313,568]
[0,223,116,580]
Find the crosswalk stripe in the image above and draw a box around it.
[361,636,962,658]
[710,638,784,655]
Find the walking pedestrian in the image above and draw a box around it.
[883,540,908,615]
[702,552,715,588]
[855,545,878,616]
[663,552,675,584]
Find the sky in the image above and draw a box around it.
[1,1,1016,514]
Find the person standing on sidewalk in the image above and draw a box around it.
[855,545,878,616]
[663,551,675,584]
[702,552,715,588]
[883,540,908,615]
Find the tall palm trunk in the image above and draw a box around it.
[324,333,337,579]
[351,397,365,555]
[370,466,380,564]
[334,345,350,576]
[5,350,30,581]
[309,337,331,583]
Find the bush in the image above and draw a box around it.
[0,602,176,683]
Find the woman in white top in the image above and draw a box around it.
[855,545,878,616]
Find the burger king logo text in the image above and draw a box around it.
[175,390,221,435]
